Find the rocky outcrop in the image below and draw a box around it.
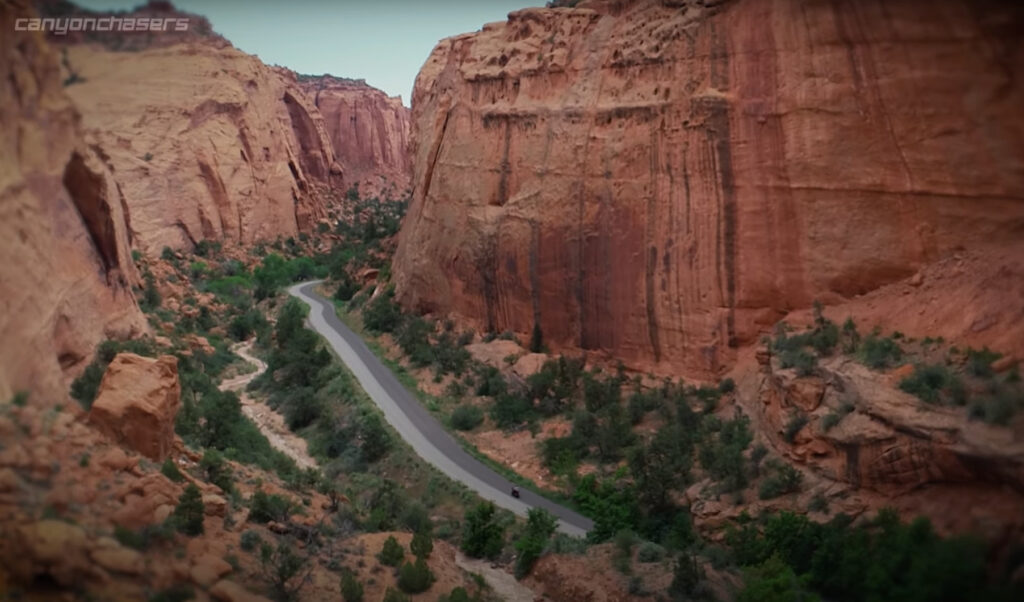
[300,75,412,198]
[59,38,342,255]
[392,0,1024,378]
[0,1,147,403]
[89,353,182,461]
[759,355,1024,493]
[753,347,1024,537]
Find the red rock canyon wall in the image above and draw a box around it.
[392,0,1024,377]
[301,75,412,199]
[0,1,147,402]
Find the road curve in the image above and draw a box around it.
[289,281,593,537]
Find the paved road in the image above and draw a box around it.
[289,281,593,537]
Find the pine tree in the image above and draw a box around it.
[410,530,433,559]
[172,484,205,536]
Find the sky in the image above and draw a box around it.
[76,0,541,105]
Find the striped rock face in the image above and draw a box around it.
[392,0,1024,378]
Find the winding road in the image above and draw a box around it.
[289,281,593,537]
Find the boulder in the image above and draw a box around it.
[89,353,181,461]
[90,539,144,575]
[191,554,233,587]
[6,520,98,587]
[210,579,274,602]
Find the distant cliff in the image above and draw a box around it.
[300,75,412,199]
[392,0,1024,377]
[61,39,342,254]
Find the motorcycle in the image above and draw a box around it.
[511,487,520,499]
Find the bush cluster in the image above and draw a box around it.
[726,510,1010,602]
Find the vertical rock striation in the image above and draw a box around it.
[0,1,147,402]
[61,39,343,255]
[300,75,412,198]
[392,0,1024,377]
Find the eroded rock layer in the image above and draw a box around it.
[0,1,147,402]
[392,0,1024,377]
[61,39,342,255]
[300,75,412,199]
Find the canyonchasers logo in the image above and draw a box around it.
[14,16,190,35]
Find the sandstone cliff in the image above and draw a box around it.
[300,75,412,199]
[0,1,147,403]
[392,0,1024,378]
[60,38,342,255]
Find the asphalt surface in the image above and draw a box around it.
[289,281,593,537]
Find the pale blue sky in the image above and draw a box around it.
[76,0,539,105]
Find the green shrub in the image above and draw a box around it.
[857,334,902,369]
[114,523,173,550]
[966,347,1001,378]
[248,490,293,524]
[240,530,262,552]
[637,541,665,563]
[378,535,405,567]
[334,274,360,302]
[363,289,402,333]
[283,391,324,430]
[193,240,220,258]
[399,502,433,534]
[969,390,1021,426]
[541,434,586,474]
[514,508,557,579]
[141,272,162,310]
[490,392,534,428]
[719,378,736,394]
[697,414,753,494]
[161,246,176,261]
[899,364,966,405]
[341,570,364,602]
[171,484,205,536]
[783,413,808,443]
[668,554,703,600]
[757,460,802,500]
[724,509,1003,602]
[228,309,268,341]
[70,361,105,409]
[411,530,433,559]
[808,302,840,355]
[257,540,309,601]
[397,558,435,594]
[161,459,184,482]
[820,412,842,432]
[461,502,505,560]
[382,588,410,602]
[200,450,234,493]
[438,587,471,602]
[737,554,820,602]
[450,404,484,431]
[780,349,817,376]
[358,413,391,463]
[808,493,829,514]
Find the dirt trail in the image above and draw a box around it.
[220,342,317,470]
[455,553,538,602]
